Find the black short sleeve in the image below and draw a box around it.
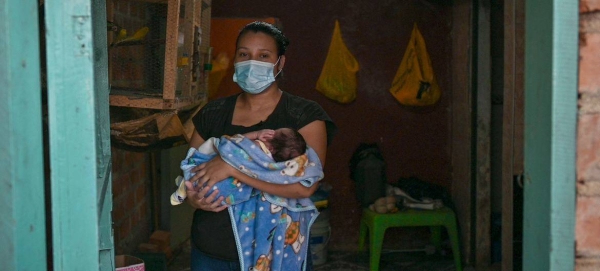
[187,91,337,261]
[192,95,237,140]
[283,93,338,145]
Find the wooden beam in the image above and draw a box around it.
[200,0,211,94]
[502,0,516,268]
[523,0,577,270]
[45,0,100,269]
[163,0,181,100]
[475,0,492,267]
[181,0,195,97]
[502,0,525,270]
[451,0,474,265]
[92,1,115,270]
[0,0,47,270]
[116,0,168,3]
[109,93,204,109]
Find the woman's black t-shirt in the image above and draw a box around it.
[190,91,337,261]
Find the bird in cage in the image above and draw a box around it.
[112,26,149,46]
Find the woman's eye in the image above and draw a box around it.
[238,52,248,57]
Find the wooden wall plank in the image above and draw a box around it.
[181,0,195,97]
[451,0,474,265]
[163,0,181,100]
[502,0,516,269]
[513,0,525,176]
[475,0,492,267]
[44,0,100,270]
[523,0,577,270]
[0,0,47,270]
[109,94,202,109]
[502,0,525,270]
[92,0,115,270]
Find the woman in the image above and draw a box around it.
[185,21,337,271]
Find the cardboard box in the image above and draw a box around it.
[116,255,145,271]
[133,253,168,271]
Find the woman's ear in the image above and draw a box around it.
[277,55,286,72]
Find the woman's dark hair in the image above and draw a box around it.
[270,128,306,162]
[236,21,290,56]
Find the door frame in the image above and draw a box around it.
[0,0,47,269]
[522,0,578,270]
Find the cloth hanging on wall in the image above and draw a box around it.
[389,23,441,106]
[316,20,359,104]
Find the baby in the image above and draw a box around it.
[171,128,306,205]
[244,127,306,162]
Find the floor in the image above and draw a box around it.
[311,250,458,271]
[166,240,459,271]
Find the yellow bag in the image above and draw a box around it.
[389,24,441,106]
[316,20,359,104]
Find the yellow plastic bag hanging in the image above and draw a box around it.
[389,24,441,106]
[316,20,359,104]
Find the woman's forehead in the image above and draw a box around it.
[237,32,277,50]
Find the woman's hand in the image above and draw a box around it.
[185,181,227,212]
[189,155,235,188]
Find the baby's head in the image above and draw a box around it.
[265,128,307,162]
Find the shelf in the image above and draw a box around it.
[116,0,168,4]
[110,39,166,47]
[110,87,205,110]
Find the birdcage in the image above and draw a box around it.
[107,0,211,110]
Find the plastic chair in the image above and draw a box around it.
[358,207,462,271]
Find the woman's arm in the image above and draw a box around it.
[185,130,227,212]
[298,120,328,166]
[194,120,328,199]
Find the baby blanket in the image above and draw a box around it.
[180,134,324,271]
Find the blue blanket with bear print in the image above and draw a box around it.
[179,134,323,271]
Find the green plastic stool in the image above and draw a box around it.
[358,207,463,271]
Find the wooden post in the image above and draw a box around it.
[502,0,525,270]
[0,0,47,270]
[92,1,115,270]
[181,0,195,97]
[475,0,492,267]
[451,0,473,265]
[523,0,577,270]
[45,0,101,269]
[163,0,181,101]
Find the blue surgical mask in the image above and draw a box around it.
[233,58,281,94]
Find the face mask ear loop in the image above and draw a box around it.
[274,56,282,78]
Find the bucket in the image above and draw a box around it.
[310,209,331,266]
